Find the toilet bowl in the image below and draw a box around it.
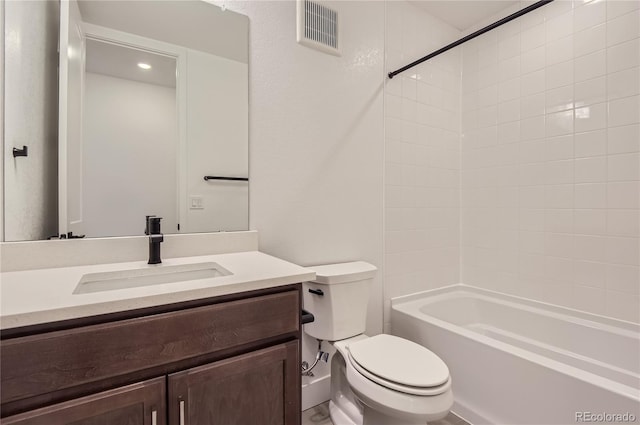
[333,334,453,425]
[303,262,453,425]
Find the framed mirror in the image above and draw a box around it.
[2,0,249,241]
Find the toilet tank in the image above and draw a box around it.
[303,261,377,341]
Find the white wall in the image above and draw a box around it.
[383,1,462,332]
[229,0,386,330]
[3,0,59,241]
[82,72,178,237]
[184,50,248,233]
[219,0,385,409]
[460,0,640,323]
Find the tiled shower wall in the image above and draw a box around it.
[383,1,461,331]
[460,0,640,322]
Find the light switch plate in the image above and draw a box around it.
[190,196,204,209]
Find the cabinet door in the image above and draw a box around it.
[168,341,300,425]
[2,377,165,425]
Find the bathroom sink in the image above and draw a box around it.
[73,262,232,294]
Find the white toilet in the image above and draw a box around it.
[303,261,453,425]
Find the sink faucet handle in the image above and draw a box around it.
[149,216,162,235]
[145,215,162,235]
[145,215,155,235]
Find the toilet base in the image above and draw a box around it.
[362,405,428,425]
[329,400,361,425]
[330,399,438,425]
[330,399,432,425]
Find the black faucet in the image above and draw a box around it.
[145,216,163,264]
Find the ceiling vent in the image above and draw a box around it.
[297,0,340,56]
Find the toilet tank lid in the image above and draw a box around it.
[307,261,377,284]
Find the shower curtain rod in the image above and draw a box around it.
[388,0,554,79]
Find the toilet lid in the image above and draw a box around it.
[348,334,449,389]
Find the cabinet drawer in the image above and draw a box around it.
[1,290,299,406]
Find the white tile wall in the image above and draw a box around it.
[460,0,640,323]
[384,1,461,331]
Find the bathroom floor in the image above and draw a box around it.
[302,402,470,425]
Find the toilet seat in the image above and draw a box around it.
[347,352,451,396]
[347,334,450,396]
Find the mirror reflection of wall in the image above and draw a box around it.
[2,0,249,241]
[83,40,178,237]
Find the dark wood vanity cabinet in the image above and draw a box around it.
[0,285,302,425]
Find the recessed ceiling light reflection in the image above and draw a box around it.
[137,63,152,70]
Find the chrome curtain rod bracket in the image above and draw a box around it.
[388,0,554,79]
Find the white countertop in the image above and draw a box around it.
[0,251,315,330]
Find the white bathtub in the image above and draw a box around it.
[391,285,640,425]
